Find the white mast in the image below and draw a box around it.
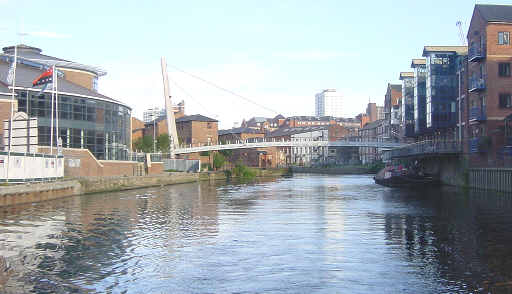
[161,57,179,158]
[6,44,18,183]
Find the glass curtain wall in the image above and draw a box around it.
[426,53,458,130]
[401,77,415,137]
[16,90,131,160]
[414,65,427,135]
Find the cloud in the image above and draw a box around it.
[275,50,358,61]
[21,31,71,39]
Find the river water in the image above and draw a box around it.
[1,174,512,293]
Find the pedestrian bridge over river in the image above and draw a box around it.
[173,140,406,155]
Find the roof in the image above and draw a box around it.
[0,61,127,107]
[475,4,512,23]
[267,126,329,138]
[422,46,467,56]
[411,58,426,68]
[361,119,385,130]
[389,84,402,92]
[399,72,414,80]
[1,44,106,76]
[218,127,263,136]
[175,114,218,123]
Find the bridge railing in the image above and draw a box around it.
[388,140,462,158]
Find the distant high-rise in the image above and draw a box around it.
[315,89,343,117]
[143,107,166,123]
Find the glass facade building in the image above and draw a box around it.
[0,45,132,161]
[425,52,458,130]
[400,73,415,137]
[15,91,131,160]
[412,61,427,135]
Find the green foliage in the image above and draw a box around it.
[200,151,210,156]
[219,150,232,157]
[133,135,153,153]
[201,163,212,171]
[156,134,170,152]
[232,163,257,180]
[213,152,226,170]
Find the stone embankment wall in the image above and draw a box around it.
[291,166,370,175]
[0,168,289,207]
[0,173,198,207]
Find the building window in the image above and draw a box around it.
[498,32,510,45]
[499,63,511,77]
[499,93,512,108]
[207,122,212,129]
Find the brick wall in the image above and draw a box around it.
[0,99,17,148]
[38,146,148,177]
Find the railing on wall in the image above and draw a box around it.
[388,140,462,158]
[468,168,512,193]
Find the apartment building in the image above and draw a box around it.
[466,4,512,166]
[400,72,415,137]
[315,89,343,117]
[422,46,467,141]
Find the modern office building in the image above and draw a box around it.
[411,58,427,136]
[143,107,166,123]
[422,46,467,139]
[467,4,512,165]
[0,44,131,160]
[399,72,415,137]
[315,89,343,117]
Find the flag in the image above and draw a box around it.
[32,67,53,87]
[6,61,14,85]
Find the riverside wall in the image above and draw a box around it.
[291,166,371,175]
[0,168,290,208]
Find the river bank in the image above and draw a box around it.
[291,166,374,175]
[0,168,290,207]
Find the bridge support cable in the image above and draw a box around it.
[168,77,219,120]
[168,64,279,115]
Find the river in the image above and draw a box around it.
[1,174,512,293]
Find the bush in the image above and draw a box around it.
[213,152,226,170]
[232,163,256,180]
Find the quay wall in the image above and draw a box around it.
[0,168,289,207]
[291,166,370,175]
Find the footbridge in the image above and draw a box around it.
[174,140,406,155]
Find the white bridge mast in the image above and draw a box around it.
[161,57,179,157]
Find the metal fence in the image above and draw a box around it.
[388,140,462,158]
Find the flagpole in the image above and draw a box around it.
[50,65,55,155]
[55,66,59,153]
[6,44,17,183]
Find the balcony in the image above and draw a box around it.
[469,77,486,92]
[469,107,486,122]
[468,46,486,62]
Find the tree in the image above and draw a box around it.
[213,152,226,170]
[156,134,170,152]
[133,135,153,153]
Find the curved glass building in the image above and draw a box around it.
[0,45,131,160]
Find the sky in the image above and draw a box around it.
[0,0,504,129]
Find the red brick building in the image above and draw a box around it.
[467,4,512,166]
[176,114,218,147]
[218,127,265,144]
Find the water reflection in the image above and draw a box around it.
[0,176,512,293]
